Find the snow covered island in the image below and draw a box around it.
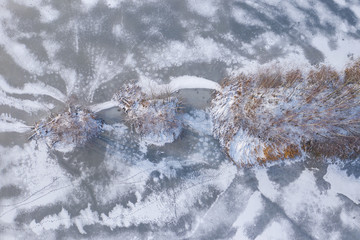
[112,83,182,146]
[30,106,103,152]
[211,60,360,166]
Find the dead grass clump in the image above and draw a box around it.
[113,83,182,146]
[256,67,283,89]
[211,61,360,166]
[344,59,360,84]
[307,66,339,86]
[257,145,300,164]
[30,106,103,152]
[284,69,302,88]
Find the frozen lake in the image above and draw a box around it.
[1,0,360,239]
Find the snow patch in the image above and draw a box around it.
[231,191,265,240]
[312,34,360,71]
[89,100,118,113]
[181,110,213,135]
[324,165,360,204]
[42,39,61,59]
[0,90,54,113]
[81,0,99,11]
[147,36,244,69]
[0,75,66,103]
[39,5,60,23]
[138,75,220,95]
[30,208,72,235]
[0,113,30,133]
[254,218,294,240]
[0,29,45,75]
[187,0,219,18]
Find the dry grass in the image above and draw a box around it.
[30,106,103,150]
[257,145,300,164]
[211,61,360,165]
[345,59,360,84]
[113,83,182,145]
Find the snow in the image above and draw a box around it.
[211,62,360,165]
[312,35,360,71]
[324,165,360,204]
[89,100,118,112]
[187,0,219,18]
[229,129,266,165]
[42,39,61,59]
[181,110,213,135]
[0,20,45,75]
[1,0,360,239]
[81,0,99,11]
[138,75,220,95]
[254,218,294,240]
[27,162,238,234]
[255,166,358,239]
[113,84,183,146]
[0,116,30,133]
[38,5,60,23]
[168,76,221,92]
[73,205,100,234]
[0,76,66,103]
[232,7,264,26]
[147,36,245,69]
[340,208,360,230]
[0,90,54,113]
[31,107,103,152]
[105,0,124,8]
[231,191,265,240]
[30,208,72,235]
[0,141,73,224]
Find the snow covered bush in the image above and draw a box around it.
[211,61,360,165]
[112,83,182,146]
[30,106,103,152]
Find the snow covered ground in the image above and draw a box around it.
[0,0,360,239]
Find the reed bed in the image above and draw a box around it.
[211,60,360,165]
[112,83,182,146]
[30,106,103,152]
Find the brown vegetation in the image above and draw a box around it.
[345,59,360,83]
[211,60,360,165]
[112,83,182,145]
[30,106,103,150]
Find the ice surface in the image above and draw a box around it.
[0,0,360,239]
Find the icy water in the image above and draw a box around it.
[1,1,360,239]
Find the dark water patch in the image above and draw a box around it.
[230,20,266,43]
[167,213,194,237]
[0,185,22,200]
[14,203,63,224]
[341,158,360,178]
[266,162,305,188]
[318,0,357,26]
[0,48,38,85]
[0,132,28,147]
